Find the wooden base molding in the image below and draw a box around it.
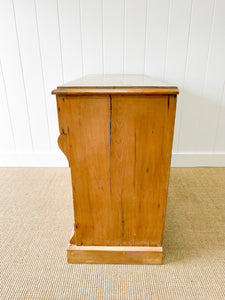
[67,245,163,265]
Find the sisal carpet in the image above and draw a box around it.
[1,167,224,299]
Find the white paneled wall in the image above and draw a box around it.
[0,0,224,167]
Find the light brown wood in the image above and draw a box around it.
[52,74,179,96]
[53,74,178,264]
[58,95,113,246]
[110,95,176,246]
[67,244,163,265]
[56,74,178,88]
[52,87,179,96]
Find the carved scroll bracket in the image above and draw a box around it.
[58,131,70,165]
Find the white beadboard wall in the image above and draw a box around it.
[0,0,225,167]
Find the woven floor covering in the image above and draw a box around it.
[1,167,224,299]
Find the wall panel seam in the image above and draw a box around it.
[79,0,84,76]
[202,0,216,94]
[101,0,104,74]
[177,0,194,152]
[56,0,64,82]
[12,0,34,151]
[143,0,149,74]
[122,0,126,74]
[163,0,171,81]
[34,0,51,151]
[213,82,225,151]
[0,61,16,151]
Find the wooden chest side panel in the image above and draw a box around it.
[57,94,176,247]
[57,95,115,246]
[111,95,176,246]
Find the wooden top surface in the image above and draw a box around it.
[59,74,176,88]
[52,74,179,95]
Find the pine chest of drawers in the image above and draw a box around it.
[52,74,178,264]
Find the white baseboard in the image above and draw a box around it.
[0,152,224,167]
[0,152,68,167]
[171,153,225,167]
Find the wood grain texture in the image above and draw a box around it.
[57,95,114,245]
[110,95,176,246]
[54,75,177,263]
[67,244,163,265]
[56,95,176,239]
[57,74,178,88]
[52,87,178,96]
